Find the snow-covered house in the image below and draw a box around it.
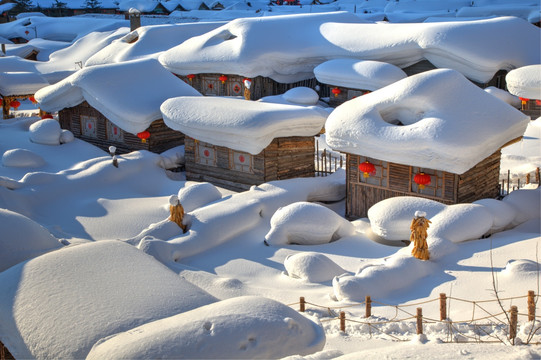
[161,88,329,191]
[313,59,407,106]
[0,71,48,118]
[34,58,201,154]
[118,0,170,15]
[158,14,539,99]
[325,69,530,219]
[506,65,541,120]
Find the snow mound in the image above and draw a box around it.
[484,86,521,108]
[264,202,356,246]
[28,118,61,145]
[284,252,347,282]
[368,197,446,241]
[282,87,320,105]
[314,59,407,90]
[501,259,540,276]
[1,148,45,168]
[60,129,74,144]
[87,296,325,360]
[472,198,516,233]
[0,240,217,360]
[0,208,62,272]
[506,64,541,100]
[177,182,222,213]
[326,69,530,174]
[427,204,493,243]
[502,187,541,225]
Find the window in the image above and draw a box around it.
[195,141,217,166]
[106,121,123,142]
[231,150,253,173]
[81,115,97,138]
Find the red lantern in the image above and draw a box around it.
[137,131,150,143]
[358,161,375,178]
[186,74,195,82]
[0,98,3,106]
[10,100,20,109]
[519,97,529,105]
[414,172,431,189]
[41,114,53,119]
[219,75,228,84]
[29,95,37,104]
[331,87,341,97]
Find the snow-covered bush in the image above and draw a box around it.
[177,182,222,213]
[29,118,62,145]
[282,87,319,105]
[60,129,74,144]
[284,252,347,282]
[1,148,45,168]
[0,208,62,272]
[502,187,541,226]
[264,202,356,246]
[427,203,494,243]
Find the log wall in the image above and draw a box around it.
[59,102,183,154]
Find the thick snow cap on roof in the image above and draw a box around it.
[506,65,541,100]
[325,69,530,174]
[0,71,49,96]
[35,58,201,134]
[313,59,407,90]
[159,15,539,84]
[161,97,328,154]
[85,22,225,66]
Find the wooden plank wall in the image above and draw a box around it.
[457,150,501,203]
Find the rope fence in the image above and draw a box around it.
[292,291,540,345]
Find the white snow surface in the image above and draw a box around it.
[314,59,407,90]
[28,118,68,145]
[1,148,45,168]
[161,96,328,154]
[87,296,325,359]
[0,240,217,360]
[35,58,201,134]
[484,86,521,108]
[325,69,530,174]
[506,64,541,99]
[284,252,347,283]
[177,182,222,213]
[0,71,49,96]
[159,14,539,83]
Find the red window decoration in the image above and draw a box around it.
[0,99,3,106]
[137,131,150,143]
[88,123,92,129]
[219,75,228,84]
[208,83,214,89]
[414,172,431,189]
[536,100,541,106]
[331,87,341,97]
[10,100,20,109]
[358,161,375,178]
[233,84,241,93]
[203,149,210,157]
[238,155,245,163]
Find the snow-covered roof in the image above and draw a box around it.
[505,65,541,100]
[313,59,407,90]
[33,0,120,9]
[161,96,329,154]
[0,71,49,96]
[325,69,531,174]
[85,21,225,66]
[118,0,164,12]
[35,58,202,134]
[158,14,540,84]
[0,240,217,359]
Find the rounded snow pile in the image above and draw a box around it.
[0,208,62,272]
[506,64,541,100]
[282,87,320,105]
[284,252,346,283]
[177,182,222,213]
[264,202,356,246]
[86,296,325,359]
[2,148,45,168]
[29,119,74,145]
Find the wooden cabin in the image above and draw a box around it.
[179,73,320,100]
[519,98,541,119]
[0,71,49,118]
[184,135,315,192]
[344,149,506,219]
[58,101,183,155]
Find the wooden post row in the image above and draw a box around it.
[299,296,305,313]
[528,290,535,322]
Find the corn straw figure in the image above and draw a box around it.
[243,78,252,100]
[169,195,187,233]
[410,210,431,260]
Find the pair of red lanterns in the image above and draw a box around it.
[359,161,432,189]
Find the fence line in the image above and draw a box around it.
[291,291,540,344]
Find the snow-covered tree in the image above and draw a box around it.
[13,0,34,14]
[85,0,102,11]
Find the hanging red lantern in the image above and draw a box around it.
[536,100,541,106]
[29,95,37,104]
[10,100,20,109]
[186,74,195,82]
[219,74,228,84]
[137,130,150,143]
[519,97,529,105]
[41,114,53,119]
[358,161,375,178]
[331,87,341,97]
[0,98,3,106]
[414,172,431,189]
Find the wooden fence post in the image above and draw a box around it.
[526,173,531,184]
[536,167,540,183]
[528,291,535,322]
[339,311,346,332]
[365,296,371,318]
[299,296,305,312]
[416,307,423,335]
[509,306,518,342]
[507,169,510,194]
[440,293,447,321]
